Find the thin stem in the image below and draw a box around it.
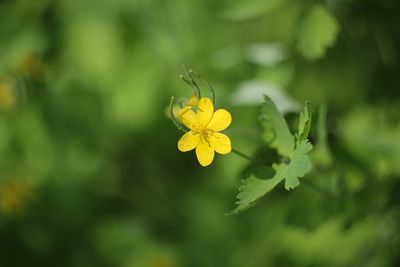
[181,64,201,98]
[231,148,253,162]
[169,96,187,133]
[190,69,216,104]
[179,75,195,91]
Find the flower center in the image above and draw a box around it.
[192,127,214,144]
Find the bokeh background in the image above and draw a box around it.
[1,0,400,266]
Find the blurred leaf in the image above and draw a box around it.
[279,217,379,266]
[62,16,122,85]
[260,95,294,157]
[245,43,288,67]
[231,80,301,113]
[340,106,400,176]
[296,5,339,60]
[220,0,285,21]
[14,108,54,176]
[257,60,296,88]
[212,46,242,70]
[312,105,332,166]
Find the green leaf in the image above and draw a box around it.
[229,165,286,214]
[230,141,313,213]
[231,99,314,214]
[296,5,339,60]
[285,140,313,190]
[260,95,294,157]
[296,101,312,145]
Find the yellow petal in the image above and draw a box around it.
[178,132,200,152]
[197,97,214,125]
[210,133,231,154]
[179,108,199,130]
[187,94,198,106]
[196,141,215,167]
[207,109,232,131]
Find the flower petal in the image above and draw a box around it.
[179,108,199,130]
[210,133,231,154]
[196,141,215,167]
[178,132,200,152]
[207,109,232,131]
[197,97,214,125]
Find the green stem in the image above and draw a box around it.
[190,69,216,104]
[180,64,201,98]
[232,148,253,162]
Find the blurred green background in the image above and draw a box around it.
[0,0,399,266]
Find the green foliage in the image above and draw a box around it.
[296,5,339,60]
[1,0,400,266]
[296,101,312,145]
[231,97,313,213]
[260,95,294,157]
[285,140,313,189]
[230,165,284,214]
[340,106,400,176]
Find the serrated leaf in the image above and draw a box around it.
[285,140,313,190]
[297,101,312,144]
[296,5,339,60]
[229,164,286,214]
[260,95,294,157]
[230,141,313,214]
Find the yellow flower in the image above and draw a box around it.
[177,97,232,166]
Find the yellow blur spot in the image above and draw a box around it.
[0,80,16,110]
[0,180,35,215]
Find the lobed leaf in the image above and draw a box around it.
[284,140,313,190]
[231,100,314,214]
[229,164,286,214]
[260,95,294,157]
